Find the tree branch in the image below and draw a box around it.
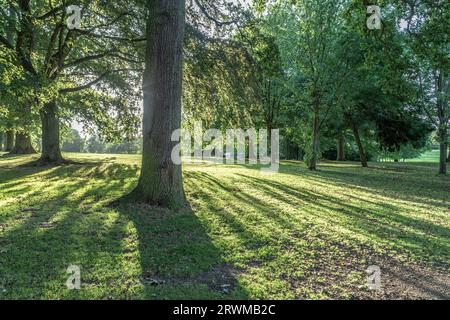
[0,34,13,49]
[59,69,142,94]
[59,71,110,93]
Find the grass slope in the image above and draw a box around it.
[0,153,449,299]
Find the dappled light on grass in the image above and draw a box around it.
[0,154,449,299]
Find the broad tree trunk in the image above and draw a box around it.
[11,132,36,154]
[308,113,319,170]
[40,101,64,163]
[337,135,345,161]
[438,127,447,175]
[352,123,368,168]
[5,130,14,152]
[129,0,186,209]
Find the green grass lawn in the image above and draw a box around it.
[407,150,441,163]
[0,152,449,299]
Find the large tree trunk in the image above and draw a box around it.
[128,0,186,209]
[5,130,15,152]
[11,132,36,154]
[39,101,64,163]
[0,132,3,151]
[438,127,447,174]
[352,123,368,168]
[337,135,345,161]
[308,113,319,170]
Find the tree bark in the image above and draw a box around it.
[128,0,186,209]
[5,130,15,152]
[438,127,447,174]
[39,101,64,163]
[337,135,345,161]
[352,123,368,168]
[308,113,319,170]
[11,132,36,154]
[0,132,3,151]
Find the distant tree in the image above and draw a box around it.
[4,130,14,152]
[106,140,140,154]
[397,1,450,174]
[269,0,351,170]
[61,129,85,153]
[0,0,144,163]
[85,135,106,154]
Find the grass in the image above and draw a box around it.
[0,152,449,299]
[407,150,441,163]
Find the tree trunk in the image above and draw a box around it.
[308,113,319,170]
[337,135,345,161]
[128,0,186,209]
[0,132,3,151]
[40,101,64,163]
[352,123,368,168]
[11,132,36,154]
[5,130,14,152]
[438,127,447,175]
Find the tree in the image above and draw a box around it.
[269,0,350,170]
[0,0,144,164]
[62,129,85,153]
[5,130,14,152]
[11,131,37,154]
[397,0,450,174]
[126,0,186,209]
[85,135,106,154]
[0,4,36,155]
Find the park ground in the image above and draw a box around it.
[0,151,448,299]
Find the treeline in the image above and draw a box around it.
[0,129,141,155]
[182,0,449,173]
[61,129,142,155]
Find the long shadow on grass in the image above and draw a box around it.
[236,173,450,266]
[0,164,133,299]
[185,170,450,298]
[279,162,450,210]
[0,162,245,299]
[113,203,246,300]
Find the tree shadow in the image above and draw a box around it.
[279,161,450,210]
[0,161,246,299]
[185,169,449,299]
[112,202,247,299]
[233,172,449,267]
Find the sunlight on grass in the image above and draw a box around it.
[0,153,448,299]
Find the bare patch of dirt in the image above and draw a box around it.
[365,256,450,300]
[141,264,242,294]
[287,238,450,300]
